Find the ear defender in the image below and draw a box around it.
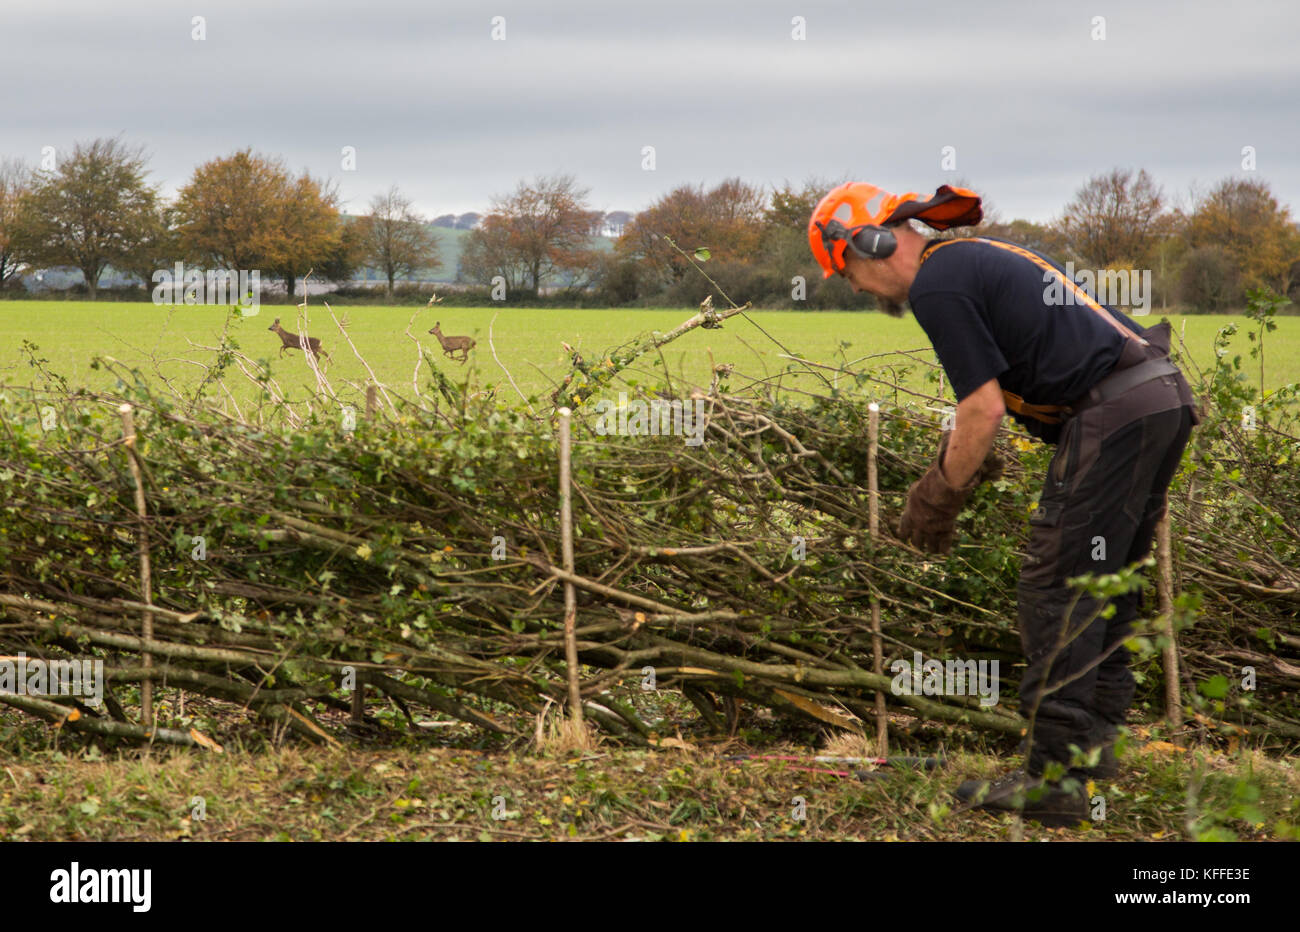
[813,218,900,273]
[848,224,897,260]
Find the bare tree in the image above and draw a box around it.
[358,186,440,298]
[619,178,765,283]
[458,216,531,293]
[0,158,32,289]
[460,174,602,296]
[1058,168,1165,267]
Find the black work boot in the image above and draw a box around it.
[954,769,1088,828]
[1014,734,1120,780]
[1078,742,1119,780]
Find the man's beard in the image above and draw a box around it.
[877,297,906,318]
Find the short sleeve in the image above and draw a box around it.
[910,290,1009,401]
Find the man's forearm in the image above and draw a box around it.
[941,407,1002,487]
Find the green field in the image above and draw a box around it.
[1,302,1295,409]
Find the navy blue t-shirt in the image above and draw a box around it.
[907,237,1148,440]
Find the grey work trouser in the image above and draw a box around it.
[1017,344,1197,775]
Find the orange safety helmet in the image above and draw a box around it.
[808,183,982,278]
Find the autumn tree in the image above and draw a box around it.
[0,158,32,289]
[116,202,178,298]
[759,178,843,298]
[358,186,440,298]
[268,172,343,300]
[1178,244,1241,311]
[460,174,602,296]
[618,178,765,283]
[1057,168,1165,268]
[764,179,833,234]
[9,138,162,299]
[174,149,342,300]
[315,216,365,287]
[459,216,531,293]
[175,150,288,271]
[1185,177,1300,297]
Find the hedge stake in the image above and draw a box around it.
[119,403,154,730]
[558,407,583,725]
[868,402,887,755]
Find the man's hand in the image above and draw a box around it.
[896,462,974,554]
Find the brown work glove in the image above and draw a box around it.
[937,431,1006,485]
[896,461,976,555]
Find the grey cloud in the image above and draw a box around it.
[0,0,1294,220]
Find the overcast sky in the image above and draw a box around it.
[3,0,1296,223]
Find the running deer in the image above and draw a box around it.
[268,318,329,362]
[429,322,475,363]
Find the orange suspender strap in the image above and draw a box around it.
[919,237,1146,424]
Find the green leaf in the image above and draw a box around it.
[1199,675,1230,699]
[693,247,711,262]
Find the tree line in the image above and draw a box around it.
[0,137,1296,311]
[595,170,1299,313]
[0,140,442,301]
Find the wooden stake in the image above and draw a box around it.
[118,404,154,728]
[350,670,365,726]
[867,402,887,755]
[557,408,583,724]
[1156,503,1181,732]
[348,382,380,724]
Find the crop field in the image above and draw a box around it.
[1,302,1295,407]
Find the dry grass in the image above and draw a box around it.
[532,700,601,756]
[820,730,882,759]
